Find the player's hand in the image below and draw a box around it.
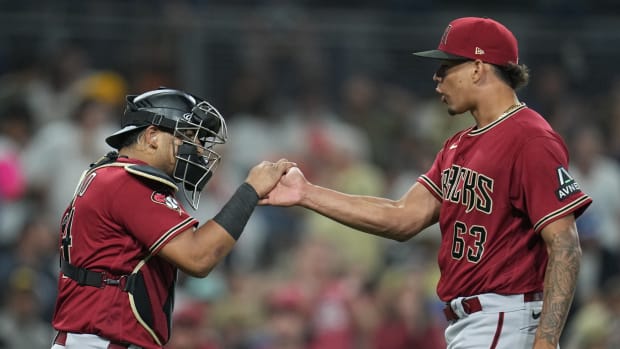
[245,158,297,198]
[259,166,307,206]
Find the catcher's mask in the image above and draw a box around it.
[105,88,228,209]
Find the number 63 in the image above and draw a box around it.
[451,221,487,263]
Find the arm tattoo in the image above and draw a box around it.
[536,230,581,346]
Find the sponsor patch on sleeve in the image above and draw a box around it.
[555,166,581,201]
[151,192,184,214]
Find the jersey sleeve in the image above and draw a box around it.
[112,178,199,255]
[511,135,592,233]
[417,148,445,202]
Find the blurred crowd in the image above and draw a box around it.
[0,2,620,349]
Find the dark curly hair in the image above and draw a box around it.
[493,62,530,90]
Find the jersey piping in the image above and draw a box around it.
[468,103,526,136]
[533,195,592,232]
[72,163,130,198]
[418,175,443,200]
[127,257,163,346]
[148,218,195,254]
[125,165,178,192]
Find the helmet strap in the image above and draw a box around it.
[123,110,177,131]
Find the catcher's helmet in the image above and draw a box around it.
[105,87,228,209]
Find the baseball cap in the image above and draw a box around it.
[413,17,519,66]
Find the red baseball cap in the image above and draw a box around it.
[413,17,519,66]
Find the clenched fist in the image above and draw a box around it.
[259,166,308,206]
[245,159,297,197]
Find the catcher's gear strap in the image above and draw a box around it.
[213,182,259,240]
[125,164,178,192]
[61,262,135,291]
[90,151,120,169]
[124,110,177,131]
[127,257,165,346]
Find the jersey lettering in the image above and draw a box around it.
[462,170,477,212]
[476,176,493,213]
[442,165,493,214]
[77,172,97,197]
[448,166,467,203]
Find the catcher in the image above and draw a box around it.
[50,88,295,349]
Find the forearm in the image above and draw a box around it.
[535,227,581,347]
[189,221,237,276]
[301,183,435,241]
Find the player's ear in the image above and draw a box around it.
[143,126,160,149]
[471,59,485,83]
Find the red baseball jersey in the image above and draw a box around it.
[52,157,198,348]
[417,105,591,301]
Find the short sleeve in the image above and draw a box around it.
[112,179,199,255]
[511,136,592,232]
[417,148,445,201]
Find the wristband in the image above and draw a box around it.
[213,182,259,240]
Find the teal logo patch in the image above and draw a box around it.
[556,167,580,201]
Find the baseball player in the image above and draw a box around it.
[261,17,592,349]
[50,88,295,349]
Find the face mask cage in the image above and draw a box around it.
[172,101,228,209]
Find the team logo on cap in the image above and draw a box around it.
[475,47,485,55]
[441,24,452,46]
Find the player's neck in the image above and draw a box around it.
[471,90,520,128]
[118,146,155,166]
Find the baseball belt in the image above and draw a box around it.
[443,291,544,322]
[54,331,137,349]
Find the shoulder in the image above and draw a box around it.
[124,164,178,192]
[510,107,558,138]
[95,162,178,193]
[443,127,473,149]
[495,107,566,152]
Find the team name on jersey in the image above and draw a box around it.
[441,165,493,214]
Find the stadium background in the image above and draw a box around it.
[0,1,619,348]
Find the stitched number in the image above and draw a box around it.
[467,225,486,263]
[451,221,487,263]
[60,208,75,262]
[451,221,467,260]
[60,172,96,262]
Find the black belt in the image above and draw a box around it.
[61,263,135,291]
[443,291,544,322]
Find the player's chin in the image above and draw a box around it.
[447,107,459,116]
[446,104,467,116]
